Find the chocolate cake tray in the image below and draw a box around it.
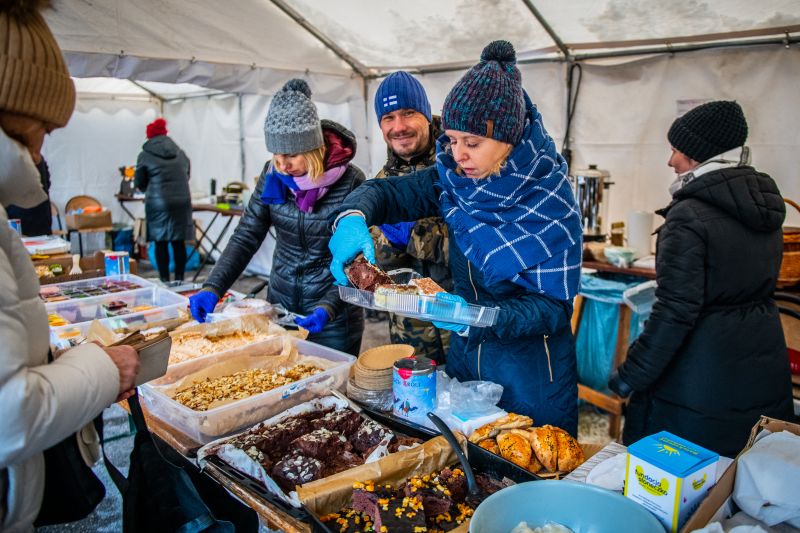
[197,396,425,513]
[338,269,499,328]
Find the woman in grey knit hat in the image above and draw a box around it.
[189,79,366,354]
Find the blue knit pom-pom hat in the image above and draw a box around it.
[442,40,525,146]
[264,79,323,154]
[374,71,432,123]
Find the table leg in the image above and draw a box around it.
[192,215,234,282]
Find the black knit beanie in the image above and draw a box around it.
[667,100,748,163]
[442,40,526,146]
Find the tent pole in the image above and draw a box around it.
[519,0,571,61]
[572,35,800,61]
[269,0,369,79]
[238,94,246,182]
[131,80,163,113]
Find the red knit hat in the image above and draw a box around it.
[146,118,168,139]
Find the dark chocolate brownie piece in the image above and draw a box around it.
[292,428,348,461]
[312,408,363,437]
[323,450,364,477]
[345,256,393,292]
[271,453,323,492]
[256,417,311,458]
[351,419,390,454]
[319,508,374,533]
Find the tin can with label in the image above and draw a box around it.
[104,251,130,275]
[392,356,436,424]
[8,218,22,235]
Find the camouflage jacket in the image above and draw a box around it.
[372,116,451,289]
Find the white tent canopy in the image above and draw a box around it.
[38,1,800,272]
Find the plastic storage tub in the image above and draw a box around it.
[46,286,187,326]
[140,337,356,444]
[338,270,499,328]
[39,274,154,303]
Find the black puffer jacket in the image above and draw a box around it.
[619,165,794,456]
[134,135,192,242]
[204,121,365,355]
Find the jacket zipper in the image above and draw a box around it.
[467,262,483,380]
[543,334,553,383]
[295,210,306,311]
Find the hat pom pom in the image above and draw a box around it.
[481,40,516,64]
[282,78,312,98]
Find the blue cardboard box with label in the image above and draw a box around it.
[625,431,719,532]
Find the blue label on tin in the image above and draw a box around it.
[392,369,436,424]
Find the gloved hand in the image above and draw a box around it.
[608,371,633,399]
[295,307,331,333]
[329,215,376,286]
[379,221,416,250]
[189,288,219,323]
[431,293,469,334]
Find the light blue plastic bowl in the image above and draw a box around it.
[469,481,665,533]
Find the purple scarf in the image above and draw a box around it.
[261,165,346,213]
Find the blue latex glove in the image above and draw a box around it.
[379,221,416,250]
[295,307,330,333]
[189,289,219,323]
[431,293,469,334]
[329,215,376,286]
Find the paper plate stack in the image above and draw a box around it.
[347,344,414,410]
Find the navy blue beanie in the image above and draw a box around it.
[374,71,432,123]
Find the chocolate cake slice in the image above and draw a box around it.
[292,428,348,462]
[345,255,392,292]
[271,453,324,492]
[351,419,390,454]
[312,408,363,437]
[253,417,311,459]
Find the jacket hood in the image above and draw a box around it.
[143,135,179,159]
[321,119,356,169]
[671,166,785,232]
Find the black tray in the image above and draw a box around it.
[307,406,541,533]
[359,405,543,482]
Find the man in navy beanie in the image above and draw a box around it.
[371,71,452,363]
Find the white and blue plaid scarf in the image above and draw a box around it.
[436,93,582,300]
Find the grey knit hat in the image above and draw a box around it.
[264,79,323,154]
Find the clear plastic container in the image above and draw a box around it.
[140,338,356,444]
[338,270,499,328]
[46,286,187,327]
[39,274,154,303]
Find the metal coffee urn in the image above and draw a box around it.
[570,164,612,242]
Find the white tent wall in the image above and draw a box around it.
[44,97,160,226]
[569,45,800,231]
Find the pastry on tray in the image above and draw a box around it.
[345,255,393,292]
[373,283,420,307]
[468,415,585,476]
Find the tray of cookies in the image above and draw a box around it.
[338,257,499,328]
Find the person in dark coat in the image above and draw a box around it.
[609,101,794,456]
[328,41,583,435]
[135,118,192,282]
[189,79,365,355]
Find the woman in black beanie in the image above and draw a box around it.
[609,101,793,456]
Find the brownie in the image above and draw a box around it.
[351,482,392,519]
[312,409,363,437]
[323,450,364,477]
[388,435,423,454]
[241,444,273,471]
[376,495,426,532]
[256,417,311,459]
[345,256,392,292]
[271,454,324,492]
[438,467,467,503]
[351,419,390,454]
[319,508,374,533]
[475,472,514,495]
[292,428,348,461]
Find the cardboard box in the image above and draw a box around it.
[680,416,800,532]
[625,431,719,532]
[66,210,112,230]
